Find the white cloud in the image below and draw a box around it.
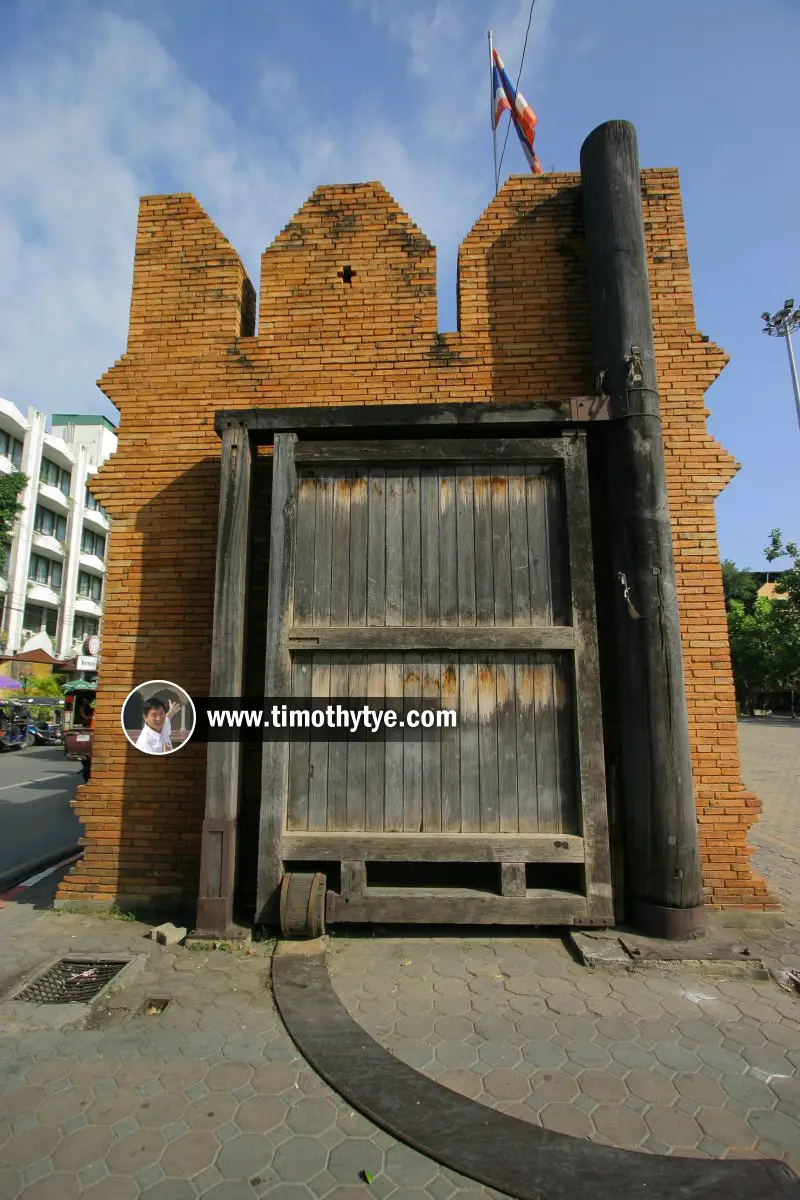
[0,2,557,421]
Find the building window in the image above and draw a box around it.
[73,615,99,640]
[40,457,72,495]
[34,505,67,542]
[23,603,58,638]
[77,570,103,603]
[84,487,108,518]
[28,553,62,591]
[81,528,106,558]
[0,431,24,468]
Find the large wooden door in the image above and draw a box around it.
[257,434,612,926]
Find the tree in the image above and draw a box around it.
[727,598,778,709]
[0,470,28,570]
[721,559,758,612]
[765,529,800,613]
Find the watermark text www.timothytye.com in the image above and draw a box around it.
[190,699,458,742]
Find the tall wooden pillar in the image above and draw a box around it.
[196,421,252,936]
[580,121,705,938]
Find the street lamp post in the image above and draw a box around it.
[762,299,800,437]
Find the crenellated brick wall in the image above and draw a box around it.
[56,171,777,914]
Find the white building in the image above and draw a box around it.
[0,399,117,662]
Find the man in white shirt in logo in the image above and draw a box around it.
[135,696,181,755]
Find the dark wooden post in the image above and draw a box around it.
[256,432,298,925]
[196,421,252,937]
[580,121,705,938]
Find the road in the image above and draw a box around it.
[0,744,83,881]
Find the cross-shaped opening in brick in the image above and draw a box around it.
[338,264,355,284]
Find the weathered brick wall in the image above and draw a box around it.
[56,172,776,912]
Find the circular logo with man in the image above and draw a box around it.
[121,681,195,755]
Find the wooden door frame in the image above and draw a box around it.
[251,422,612,926]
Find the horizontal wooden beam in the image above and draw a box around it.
[282,833,585,863]
[293,438,570,465]
[326,886,589,925]
[288,627,575,653]
[215,400,578,437]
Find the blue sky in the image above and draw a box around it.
[0,0,797,570]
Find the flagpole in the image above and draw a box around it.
[488,29,498,195]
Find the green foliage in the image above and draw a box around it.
[721,559,758,612]
[20,671,65,699]
[764,529,800,616]
[0,471,27,566]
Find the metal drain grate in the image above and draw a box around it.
[15,959,129,1004]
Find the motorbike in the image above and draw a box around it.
[26,720,64,747]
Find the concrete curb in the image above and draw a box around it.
[0,845,82,895]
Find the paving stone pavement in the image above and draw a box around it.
[0,717,797,1198]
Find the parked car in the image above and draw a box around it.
[0,701,28,752]
[63,681,96,782]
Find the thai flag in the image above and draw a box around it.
[492,48,543,175]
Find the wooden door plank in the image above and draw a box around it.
[330,471,352,626]
[533,654,559,833]
[459,654,481,833]
[508,470,532,626]
[257,431,298,921]
[440,657,461,832]
[525,467,553,627]
[365,654,386,832]
[348,474,368,626]
[286,656,312,831]
[439,470,458,627]
[491,467,513,626]
[515,653,540,835]
[477,658,500,832]
[473,473,495,625]
[312,473,334,626]
[327,652,349,831]
[455,467,476,626]
[403,654,423,833]
[346,653,367,832]
[367,468,386,628]
[384,652,404,832]
[292,470,317,627]
[496,653,520,834]
[546,466,572,626]
[421,653,442,833]
[384,470,404,627]
[553,654,579,834]
[307,653,331,832]
[420,470,440,625]
[402,468,421,627]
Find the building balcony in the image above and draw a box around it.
[73,596,103,617]
[83,506,109,532]
[0,398,28,440]
[79,551,106,574]
[31,531,66,557]
[37,482,70,511]
[26,580,62,607]
[41,432,75,470]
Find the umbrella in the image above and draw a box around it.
[0,676,21,690]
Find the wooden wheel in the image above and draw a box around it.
[279,871,326,938]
